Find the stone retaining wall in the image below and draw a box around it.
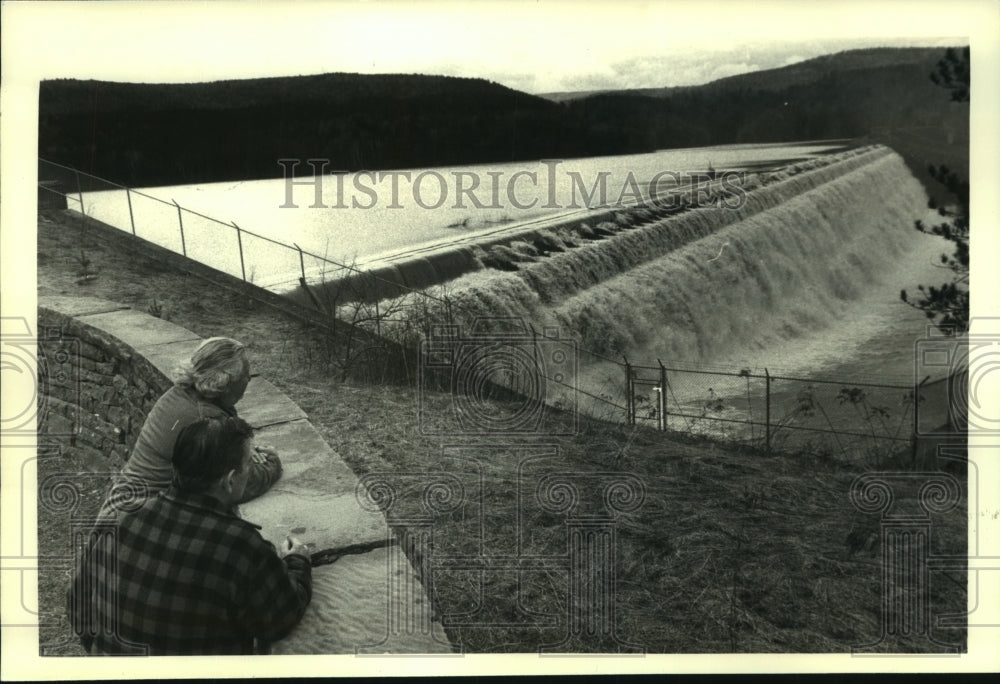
[40,303,170,471]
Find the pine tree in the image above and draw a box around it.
[900,47,970,334]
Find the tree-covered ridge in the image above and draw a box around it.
[541,47,955,100]
[39,47,967,195]
[40,73,571,184]
[40,72,555,113]
[700,46,954,94]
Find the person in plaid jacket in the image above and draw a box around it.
[68,416,312,655]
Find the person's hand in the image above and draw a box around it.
[280,535,310,559]
[252,444,278,464]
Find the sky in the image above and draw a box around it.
[1,1,971,95]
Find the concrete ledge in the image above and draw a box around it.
[237,377,308,427]
[241,489,386,552]
[76,308,203,348]
[273,546,454,655]
[35,295,130,318]
[39,294,450,654]
[251,421,358,493]
[137,339,203,377]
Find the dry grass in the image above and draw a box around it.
[37,210,967,654]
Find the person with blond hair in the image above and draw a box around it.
[98,337,281,518]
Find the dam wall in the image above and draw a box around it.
[427,146,929,365]
[287,146,885,307]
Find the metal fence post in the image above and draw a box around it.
[623,356,633,425]
[765,368,771,450]
[172,200,186,256]
[373,273,382,339]
[294,244,322,311]
[75,169,84,214]
[125,187,136,236]
[232,221,247,281]
[658,359,667,432]
[294,242,306,283]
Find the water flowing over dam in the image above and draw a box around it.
[395,146,934,378]
[59,142,937,387]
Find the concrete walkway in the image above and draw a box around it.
[39,294,454,654]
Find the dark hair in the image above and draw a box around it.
[171,417,254,493]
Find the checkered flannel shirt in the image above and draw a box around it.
[68,487,311,655]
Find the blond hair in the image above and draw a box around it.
[173,337,247,399]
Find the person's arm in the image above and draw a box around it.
[238,447,282,503]
[237,537,312,644]
[251,444,278,464]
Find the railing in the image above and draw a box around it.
[38,158,450,303]
[622,358,921,456]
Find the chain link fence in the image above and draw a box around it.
[38,158,435,297]
[623,360,917,457]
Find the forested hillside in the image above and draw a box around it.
[39,47,967,199]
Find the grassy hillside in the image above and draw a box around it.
[37,209,968,653]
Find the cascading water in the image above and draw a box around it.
[554,152,927,362]
[439,148,935,366]
[424,146,952,438]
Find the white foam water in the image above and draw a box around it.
[435,149,953,409]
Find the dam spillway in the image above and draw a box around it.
[307,145,934,373]
[53,142,934,378]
